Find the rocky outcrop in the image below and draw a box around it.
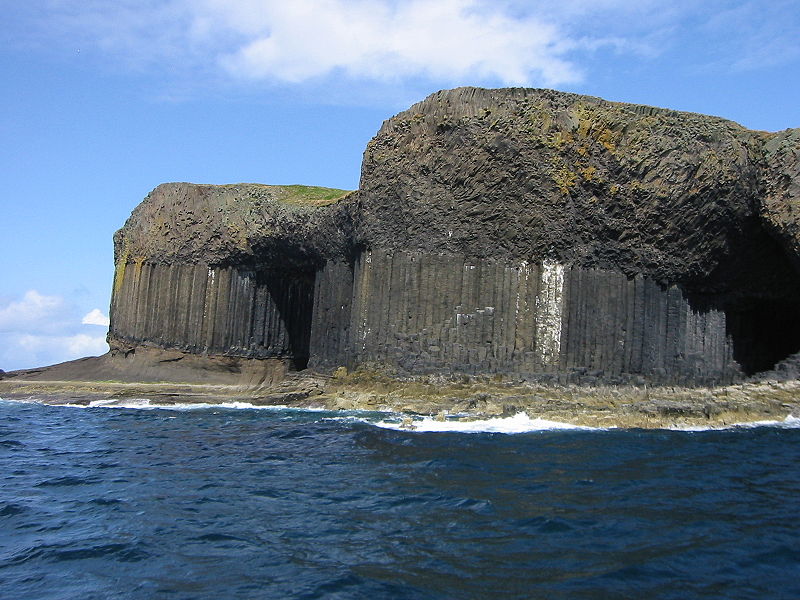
[109,183,354,371]
[357,88,765,285]
[75,89,800,385]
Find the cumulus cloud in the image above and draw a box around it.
[0,291,110,371]
[213,0,581,86]
[2,333,109,371]
[15,0,799,96]
[82,308,110,327]
[40,0,589,87]
[17,333,109,358]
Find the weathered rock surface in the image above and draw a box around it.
[357,88,765,285]
[759,128,800,272]
[114,182,353,268]
[11,87,800,388]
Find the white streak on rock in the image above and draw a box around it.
[535,259,565,367]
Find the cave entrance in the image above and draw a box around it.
[726,299,800,376]
[704,217,800,377]
[679,214,800,378]
[258,269,315,371]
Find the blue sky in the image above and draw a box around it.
[2,0,799,371]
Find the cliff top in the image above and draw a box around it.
[114,182,354,267]
[259,184,352,207]
[356,86,800,294]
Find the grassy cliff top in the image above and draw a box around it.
[271,184,352,206]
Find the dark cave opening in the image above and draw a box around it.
[686,217,800,377]
[726,299,800,376]
[258,269,315,371]
[708,218,800,376]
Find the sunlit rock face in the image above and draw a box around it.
[108,88,800,385]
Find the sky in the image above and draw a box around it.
[1,0,799,371]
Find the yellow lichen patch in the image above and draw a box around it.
[111,238,142,298]
[112,249,129,298]
[597,128,618,153]
[525,102,554,134]
[573,103,621,154]
[581,166,598,182]
[552,167,578,195]
[546,130,574,150]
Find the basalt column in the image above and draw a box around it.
[110,261,315,367]
[319,249,743,384]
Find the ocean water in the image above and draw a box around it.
[1,398,799,599]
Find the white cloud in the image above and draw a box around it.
[214,0,581,86]
[82,308,110,327]
[17,333,108,356]
[0,290,67,333]
[17,1,799,106]
[5,333,109,370]
[0,291,110,371]
[40,0,588,87]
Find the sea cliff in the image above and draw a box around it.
[110,88,800,384]
[4,87,800,424]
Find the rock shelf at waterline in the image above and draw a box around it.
[2,372,799,430]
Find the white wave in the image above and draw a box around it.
[82,399,292,411]
[372,412,596,434]
[5,395,800,433]
[88,398,152,409]
[671,414,800,432]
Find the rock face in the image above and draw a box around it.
[106,87,800,385]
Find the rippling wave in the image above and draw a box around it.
[2,397,800,599]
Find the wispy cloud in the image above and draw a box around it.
[18,1,795,98]
[35,0,596,88]
[700,1,800,71]
[0,290,68,334]
[15,333,108,360]
[12,0,800,98]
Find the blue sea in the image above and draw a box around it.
[1,398,799,599]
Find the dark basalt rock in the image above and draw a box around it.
[357,88,763,283]
[26,87,800,386]
[114,182,355,269]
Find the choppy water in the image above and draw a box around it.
[1,398,799,599]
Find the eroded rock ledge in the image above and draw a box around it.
[11,87,800,390]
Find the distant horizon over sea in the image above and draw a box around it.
[2,398,799,599]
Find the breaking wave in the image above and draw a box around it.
[370,411,596,433]
[2,397,798,433]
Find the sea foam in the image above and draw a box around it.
[5,396,800,433]
[372,412,596,434]
[84,398,293,411]
[670,414,800,432]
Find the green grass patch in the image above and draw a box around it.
[276,185,352,206]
